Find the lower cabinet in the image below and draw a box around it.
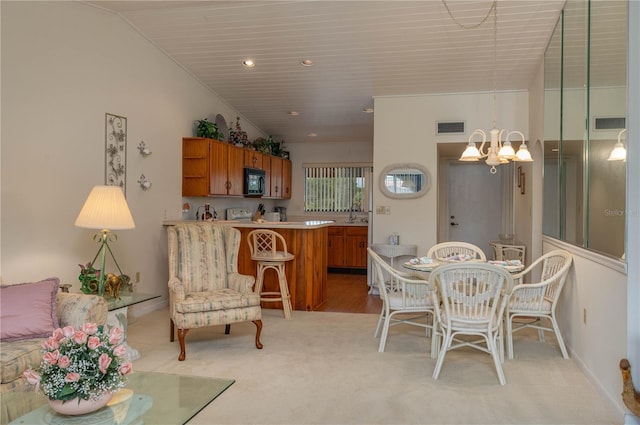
[235,226,328,311]
[328,226,368,269]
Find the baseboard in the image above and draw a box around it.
[568,345,627,421]
[128,297,168,322]
[328,267,367,275]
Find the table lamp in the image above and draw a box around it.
[74,185,135,296]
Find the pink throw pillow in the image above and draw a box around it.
[0,277,60,341]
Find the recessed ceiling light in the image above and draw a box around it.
[242,59,255,68]
[300,59,313,67]
[308,132,317,137]
[288,111,299,116]
[362,108,374,113]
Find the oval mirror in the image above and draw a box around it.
[379,163,431,199]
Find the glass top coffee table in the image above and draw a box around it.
[6,371,234,424]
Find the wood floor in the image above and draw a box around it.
[315,272,382,314]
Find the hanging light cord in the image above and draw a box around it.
[442,0,498,128]
[441,0,496,30]
[492,1,497,129]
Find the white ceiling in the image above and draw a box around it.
[86,0,570,144]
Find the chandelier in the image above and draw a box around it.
[450,0,534,174]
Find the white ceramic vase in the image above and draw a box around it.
[48,392,113,416]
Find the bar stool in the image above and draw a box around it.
[247,229,294,319]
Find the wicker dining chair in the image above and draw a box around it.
[427,241,487,261]
[431,262,514,385]
[368,247,439,358]
[506,249,573,360]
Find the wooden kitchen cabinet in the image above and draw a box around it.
[183,137,291,198]
[345,226,368,268]
[267,156,292,199]
[269,156,283,198]
[244,150,264,169]
[327,226,368,269]
[235,226,328,311]
[182,138,209,197]
[327,227,346,267]
[182,137,243,196]
[282,158,292,199]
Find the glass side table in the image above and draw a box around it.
[369,243,418,293]
[105,292,160,361]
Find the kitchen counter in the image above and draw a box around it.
[162,219,367,228]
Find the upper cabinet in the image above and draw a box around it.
[244,150,264,169]
[182,137,244,196]
[182,138,210,197]
[182,137,291,199]
[265,156,292,199]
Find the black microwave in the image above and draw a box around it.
[243,167,266,196]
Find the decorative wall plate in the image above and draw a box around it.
[215,114,228,141]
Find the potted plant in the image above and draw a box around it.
[195,118,222,140]
[229,117,249,147]
[252,137,270,154]
[269,136,284,157]
[23,323,133,415]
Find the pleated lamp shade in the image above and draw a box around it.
[75,185,135,230]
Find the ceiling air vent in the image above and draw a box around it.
[594,117,625,130]
[437,121,465,135]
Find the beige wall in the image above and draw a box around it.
[1,1,264,311]
[372,91,529,256]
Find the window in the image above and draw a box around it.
[304,164,372,212]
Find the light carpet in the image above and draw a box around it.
[126,307,620,425]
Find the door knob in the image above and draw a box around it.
[450,222,459,226]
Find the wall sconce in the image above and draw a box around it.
[137,141,152,157]
[137,174,152,190]
[608,129,627,162]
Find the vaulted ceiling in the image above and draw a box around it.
[86,1,570,144]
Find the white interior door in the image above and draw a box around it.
[447,162,504,258]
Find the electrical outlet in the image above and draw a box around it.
[583,308,587,324]
[135,272,140,283]
[384,206,391,215]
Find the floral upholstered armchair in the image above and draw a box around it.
[167,223,263,361]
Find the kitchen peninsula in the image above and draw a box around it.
[163,220,334,311]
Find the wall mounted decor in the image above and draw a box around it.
[379,163,431,199]
[517,166,525,195]
[137,141,152,157]
[105,113,127,194]
[137,174,152,190]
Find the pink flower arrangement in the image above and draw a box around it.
[24,323,132,402]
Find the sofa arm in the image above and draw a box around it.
[56,292,108,329]
[227,272,256,293]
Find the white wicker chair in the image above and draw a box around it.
[431,263,514,385]
[506,249,573,360]
[368,247,439,358]
[491,243,526,263]
[427,241,487,261]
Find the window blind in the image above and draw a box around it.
[304,165,372,212]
